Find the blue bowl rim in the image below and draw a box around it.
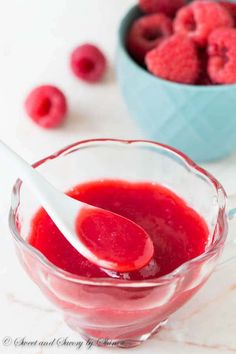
[118,5,236,92]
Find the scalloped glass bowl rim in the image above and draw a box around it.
[9,138,227,288]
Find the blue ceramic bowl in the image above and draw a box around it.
[116,5,236,162]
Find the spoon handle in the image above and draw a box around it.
[0,140,64,210]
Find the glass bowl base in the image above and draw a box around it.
[65,316,168,348]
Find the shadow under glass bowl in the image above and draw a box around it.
[116,5,236,162]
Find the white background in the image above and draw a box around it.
[0,1,236,353]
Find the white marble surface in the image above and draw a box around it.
[0,1,236,353]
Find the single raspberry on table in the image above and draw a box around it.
[220,1,236,23]
[126,13,173,65]
[207,28,236,84]
[70,44,107,83]
[25,85,67,129]
[145,34,200,84]
[174,0,234,46]
[139,0,186,17]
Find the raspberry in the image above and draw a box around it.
[126,14,173,65]
[174,0,234,46]
[207,28,236,84]
[145,34,200,84]
[220,1,236,23]
[139,0,186,17]
[70,44,106,83]
[25,85,67,129]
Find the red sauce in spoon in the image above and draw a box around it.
[75,207,154,272]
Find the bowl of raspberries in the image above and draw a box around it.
[117,0,236,162]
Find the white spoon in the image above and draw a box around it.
[1,140,154,272]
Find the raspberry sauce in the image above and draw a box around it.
[28,180,209,280]
[75,207,154,272]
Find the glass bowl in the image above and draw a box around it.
[9,139,230,348]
